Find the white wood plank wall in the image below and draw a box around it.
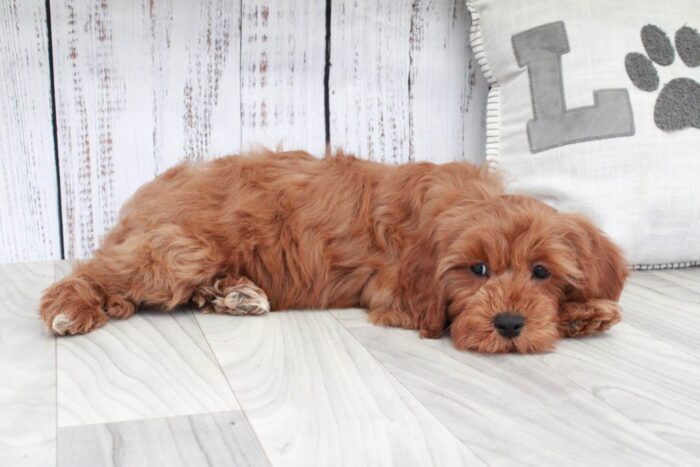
[409,0,488,164]
[329,0,412,163]
[0,0,488,262]
[0,0,61,262]
[240,1,326,154]
[50,0,242,259]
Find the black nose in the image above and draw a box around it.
[493,313,525,338]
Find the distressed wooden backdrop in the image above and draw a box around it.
[0,0,487,262]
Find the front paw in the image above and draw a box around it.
[559,300,622,338]
[40,277,108,335]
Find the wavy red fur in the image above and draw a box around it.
[40,149,628,353]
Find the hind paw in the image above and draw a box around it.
[193,277,270,316]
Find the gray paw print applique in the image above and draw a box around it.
[625,24,700,131]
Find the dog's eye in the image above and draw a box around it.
[470,263,489,277]
[532,265,551,280]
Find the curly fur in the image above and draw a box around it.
[40,149,628,353]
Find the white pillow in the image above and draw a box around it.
[467,0,700,268]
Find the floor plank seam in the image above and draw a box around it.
[56,408,255,430]
[53,261,59,467]
[326,310,491,467]
[192,312,275,467]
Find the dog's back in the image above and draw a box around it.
[108,150,498,308]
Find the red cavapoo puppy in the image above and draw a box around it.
[40,149,627,353]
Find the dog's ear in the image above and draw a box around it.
[558,214,628,337]
[400,228,447,339]
[561,214,628,302]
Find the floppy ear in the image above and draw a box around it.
[400,229,448,339]
[559,214,629,337]
[563,214,628,301]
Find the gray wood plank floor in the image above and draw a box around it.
[0,263,56,466]
[58,411,270,467]
[1,260,699,466]
[197,310,484,467]
[54,262,241,428]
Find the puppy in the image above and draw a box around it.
[40,149,627,353]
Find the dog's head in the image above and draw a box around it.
[402,194,628,353]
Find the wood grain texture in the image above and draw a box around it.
[50,0,242,259]
[544,323,700,458]
[1,0,493,261]
[197,311,485,467]
[409,0,487,164]
[332,308,698,465]
[619,269,700,359]
[55,261,240,428]
[1,263,698,465]
[0,262,56,466]
[240,1,326,155]
[58,410,270,467]
[0,0,61,262]
[329,0,412,163]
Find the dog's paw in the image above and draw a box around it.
[194,277,270,315]
[559,300,622,338]
[51,314,72,334]
[104,295,136,319]
[41,300,108,336]
[212,288,270,315]
[40,278,108,335]
[47,310,107,336]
